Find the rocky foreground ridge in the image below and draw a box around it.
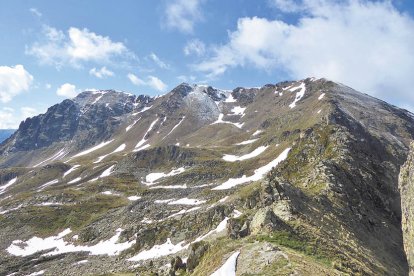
[0,78,414,275]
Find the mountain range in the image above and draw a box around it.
[1,78,414,275]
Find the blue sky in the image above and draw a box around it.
[1,0,414,128]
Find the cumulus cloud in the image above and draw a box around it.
[184,39,206,56]
[27,26,130,68]
[196,0,414,106]
[0,106,40,129]
[127,73,167,92]
[56,83,79,98]
[89,66,114,78]
[164,0,204,33]
[149,53,169,69]
[0,65,33,103]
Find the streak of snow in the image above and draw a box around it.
[318,93,325,100]
[93,144,126,163]
[154,199,174,204]
[235,139,258,145]
[150,184,187,189]
[33,148,67,167]
[63,165,80,178]
[144,167,185,185]
[133,118,158,151]
[223,146,268,162]
[38,179,59,190]
[127,238,186,262]
[167,198,206,206]
[26,270,45,276]
[6,228,135,257]
[68,177,81,184]
[72,140,114,158]
[252,130,262,136]
[213,148,291,190]
[131,105,152,116]
[126,118,140,132]
[212,114,244,129]
[0,177,17,195]
[100,165,115,178]
[163,116,186,139]
[211,251,240,276]
[289,83,306,108]
[0,204,23,215]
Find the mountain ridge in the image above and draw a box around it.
[1,78,413,275]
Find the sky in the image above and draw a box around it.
[0,0,414,129]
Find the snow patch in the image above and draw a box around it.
[128,238,186,262]
[144,167,186,185]
[167,198,206,206]
[235,139,258,145]
[6,228,135,257]
[229,106,246,117]
[126,118,140,132]
[213,148,291,190]
[133,118,158,151]
[223,146,268,162]
[127,196,141,201]
[72,140,114,158]
[289,83,306,108]
[211,251,240,276]
[93,144,126,163]
[63,165,80,178]
[0,177,17,195]
[68,177,81,184]
[100,165,115,178]
[318,93,325,100]
[163,116,186,139]
[212,114,244,129]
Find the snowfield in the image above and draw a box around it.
[6,228,135,257]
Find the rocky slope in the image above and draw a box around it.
[0,78,413,275]
[399,142,414,275]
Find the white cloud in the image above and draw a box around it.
[165,0,204,33]
[89,66,114,78]
[127,73,146,86]
[127,73,167,92]
[56,83,79,98]
[21,107,39,119]
[269,0,303,13]
[149,53,169,69]
[0,106,40,129]
[196,0,414,105]
[147,76,167,91]
[45,83,52,89]
[0,65,33,103]
[29,8,42,17]
[27,26,130,68]
[184,39,206,56]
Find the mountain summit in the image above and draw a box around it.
[0,78,413,275]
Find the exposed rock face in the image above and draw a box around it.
[399,142,414,275]
[0,90,151,155]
